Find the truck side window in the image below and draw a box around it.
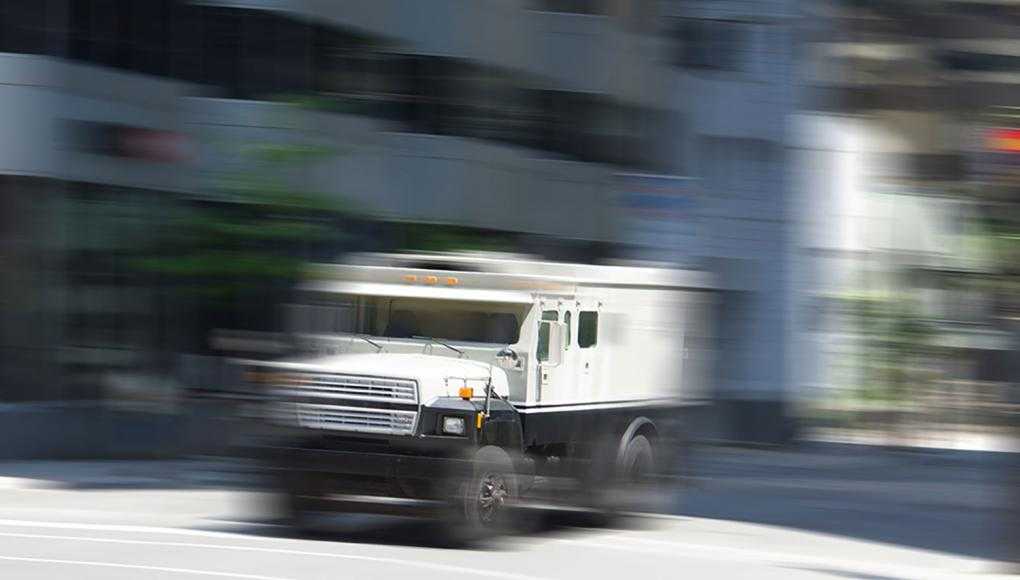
[578,311,598,348]
[537,310,558,361]
[564,311,572,349]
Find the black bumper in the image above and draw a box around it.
[261,443,475,518]
[264,444,474,479]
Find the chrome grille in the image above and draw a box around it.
[275,374,418,404]
[294,404,417,435]
[267,372,420,435]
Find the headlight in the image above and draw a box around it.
[442,416,466,435]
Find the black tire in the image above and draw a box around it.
[616,434,663,515]
[621,434,655,484]
[589,434,657,520]
[273,473,315,535]
[441,446,517,545]
[464,446,517,531]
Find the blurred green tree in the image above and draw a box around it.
[838,290,938,435]
[132,143,358,354]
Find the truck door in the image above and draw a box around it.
[535,299,574,403]
[575,300,601,399]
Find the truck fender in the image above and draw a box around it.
[615,416,656,469]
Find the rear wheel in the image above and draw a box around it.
[617,434,665,515]
[621,434,654,484]
[589,433,657,523]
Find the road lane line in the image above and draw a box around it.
[0,531,551,580]
[0,555,293,579]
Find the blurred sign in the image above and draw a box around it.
[987,128,1020,153]
[65,120,194,163]
[615,173,698,262]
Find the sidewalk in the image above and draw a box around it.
[804,427,1019,453]
[0,457,263,491]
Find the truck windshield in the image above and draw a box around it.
[287,294,526,345]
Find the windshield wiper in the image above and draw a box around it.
[352,335,383,353]
[412,336,465,358]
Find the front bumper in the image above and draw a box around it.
[264,443,474,479]
[261,440,476,518]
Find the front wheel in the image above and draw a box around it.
[442,446,518,545]
[273,473,316,535]
[464,446,517,530]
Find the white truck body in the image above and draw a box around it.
[250,252,715,525]
[283,252,714,415]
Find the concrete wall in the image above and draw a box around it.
[0,54,199,191]
[186,98,619,240]
[213,0,672,107]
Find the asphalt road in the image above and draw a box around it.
[0,443,1013,580]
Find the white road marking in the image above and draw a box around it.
[0,531,551,580]
[0,555,293,579]
[0,518,286,540]
[554,534,986,579]
[0,517,994,580]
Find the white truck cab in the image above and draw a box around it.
[245,252,715,532]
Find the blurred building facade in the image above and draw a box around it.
[0,0,852,445]
[792,0,1020,436]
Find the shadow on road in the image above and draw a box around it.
[677,442,1017,563]
[193,510,650,552]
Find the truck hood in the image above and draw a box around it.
[274,352,510,402]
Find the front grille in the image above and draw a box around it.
[295,403,417,435]
[275,374,418,404]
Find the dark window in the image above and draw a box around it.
[49,2,662,170]
[537,310,558,361]
[203,8,242,93]
[578,311,598,348]
[530,0,606,14]
[937,50,1020,74]
[240,12,278,97]
[536,323,551,361]
[3,0,56,55]
[170,3,205,83]
[90,0,121,67]
[672,19,746,71]
[131,1,172,76]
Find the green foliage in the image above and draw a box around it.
[838,291,937,404]
[399,224,516,253]
[130,140,356,344]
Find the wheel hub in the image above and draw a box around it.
[477,473,508,523]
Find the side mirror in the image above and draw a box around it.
[495,347,521,371]
[538,321,563,367]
